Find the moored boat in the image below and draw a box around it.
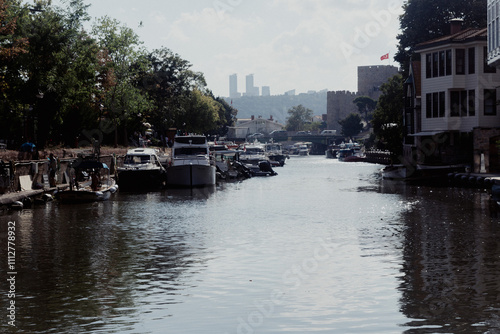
[167,135,216,187]
[56,160,118,203]
[117,148,167,190]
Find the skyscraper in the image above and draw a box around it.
[229,74,240,98]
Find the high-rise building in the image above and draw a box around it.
[229,74,240,98]
[262,86,271,96]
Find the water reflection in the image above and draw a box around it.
[377,180,500,333]
[3,159,500,333]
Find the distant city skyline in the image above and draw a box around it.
[45,0,403,97]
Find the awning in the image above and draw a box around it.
[409,131,446,137]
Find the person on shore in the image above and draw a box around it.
[48,153,57,187]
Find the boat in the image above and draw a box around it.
[56,160,118,203]
[166,135,216,187]
[289,142,310,156]
[337,141,364,162]
[264,142,288,166]
[117,148,167,190]
[238,142,277,176]
[381,164,407,179]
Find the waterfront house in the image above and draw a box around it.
[227,115,284,140]
[405,20,500,173]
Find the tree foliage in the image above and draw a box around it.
[285,104,313,131]
[396,0,487,74]
[352,96,377,124]
[0,1,236,149]
[338,113,363,138]
[371,75,404,159]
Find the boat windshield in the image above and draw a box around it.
[174,147,208,156]
[244,148,264,154]
[124,155,151,164]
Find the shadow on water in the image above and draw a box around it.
[364,176,500,333]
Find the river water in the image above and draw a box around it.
[1,156,500,333]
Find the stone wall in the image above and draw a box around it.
[357,65,399,99]
[326,91,360,131]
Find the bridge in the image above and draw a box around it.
[261,134,344,155]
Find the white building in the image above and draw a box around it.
[412,22,500,172]
[488,0,500,67]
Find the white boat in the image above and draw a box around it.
[117,148,167,190]
[57,160,118,203]
[264,142,287,166]
[167,135,216,187]
[239,142,277,176]
[381,164,407,179]
[239,142,268,166]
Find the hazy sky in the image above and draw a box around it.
[49,0,404,97]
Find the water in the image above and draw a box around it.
[1,156,500,333]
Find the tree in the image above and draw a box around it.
[371,75,404,160]
[92,16,153,146]
[285,104,313,131]
[353,96,377,125]
[396,0,486,74]
[338,113,363,138]
[0,0,28,61]
[139,47,207,136]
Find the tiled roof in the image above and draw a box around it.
[415,28,487,50]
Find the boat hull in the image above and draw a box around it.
[382,165,407,179]
[117,169,166,190]
[167,164,216,187]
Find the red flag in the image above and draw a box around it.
[380,53,389,61]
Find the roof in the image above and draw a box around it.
[415,27,487,51]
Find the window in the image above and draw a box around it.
[439,92,446,117]
[433,52,439,77]
[468,90,475,116]
[446,50,452,75]
[425,92,446,118]
[450,91,460,116]
[460,91,468,117]
[484,89,497,115]
[468,48,475,74]
[426,53,432,78]
[439,51,445,76]
[456,49,465,75]
[432,92,439,118]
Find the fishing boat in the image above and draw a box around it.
[167,135,216,187]
[56,160,118,203]
[117,148,167,190]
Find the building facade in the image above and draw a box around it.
[488,0,500,67]
[409,25,500,172]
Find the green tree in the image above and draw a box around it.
[396,0,486,74]
[92,16,153,146]
[338,113,363,138]
[371,75,404,160]
[285,104,313,131]
[139,47,207,136]
[353,96,377,124]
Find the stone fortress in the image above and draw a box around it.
[327,65,399,131]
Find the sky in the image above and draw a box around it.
[47,0,405,97]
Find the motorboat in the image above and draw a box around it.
[264,142,288,166]
[117,148,167,190]
[239,142,268,166]
[238,142,277,176]
[56,160,118,203]
[381,164,407,179]
[167,135,216,187]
